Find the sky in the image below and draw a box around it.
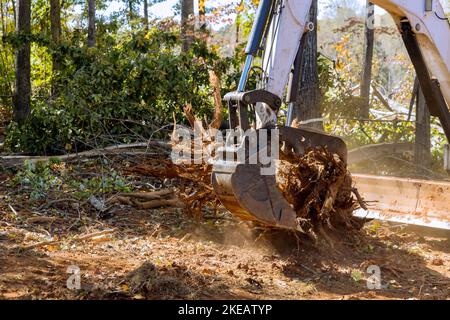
[98,0,449,24]
[99,0,379,20]
[146,0,450,18]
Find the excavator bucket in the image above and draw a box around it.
[211,126,348,230]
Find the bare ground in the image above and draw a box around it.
[0,154,449,300]
[0,202,449,300]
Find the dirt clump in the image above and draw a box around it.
[126,261,209,299]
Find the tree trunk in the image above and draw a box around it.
[235,0,243,44]
[198,0,206,30]
[359,1,374,119]
[87,0,95,47]
[50,0,61,94]
[291,0,322,131]
[415,87,431,174]
[181,0,194,52]
[128,0,133,22]
[11,0,16,26]
[235,17,239,44]
[14,0,31,123]
[50,0,61,48]
[143,0,148,30]
[0,0,5,35]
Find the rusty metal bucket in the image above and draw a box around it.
[211,126,348,230]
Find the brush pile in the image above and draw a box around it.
[128,159,219,216]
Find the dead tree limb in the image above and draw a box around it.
[136,198,181,209]
[183,104,197,129]
[1,141,171,168]
[371,84,393,112]
[118,189,173,200]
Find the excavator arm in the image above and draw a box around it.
[212,0,450,231]
[248,0,450,136]
[373,0,450,140]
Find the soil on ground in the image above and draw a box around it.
[0,152,448,300]
[0,197,448,299]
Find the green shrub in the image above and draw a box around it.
[6,28,235,155]
[12,159,63,200]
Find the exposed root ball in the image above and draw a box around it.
[276,147,361,236]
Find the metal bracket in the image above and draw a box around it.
[224,89,282,131]
[224,90,282,111]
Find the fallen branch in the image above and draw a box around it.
[118,189,173,200]
[23,239,60,250]
[22,228,117,249]
[26,216,59,224]
[136,198,181,209]
[0,141,171,168]
[8,204,21,217]
[74,228,116,241]
[371,84,393,112]
[89,234,112,243]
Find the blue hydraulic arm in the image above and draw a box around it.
[237,0,274,92]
